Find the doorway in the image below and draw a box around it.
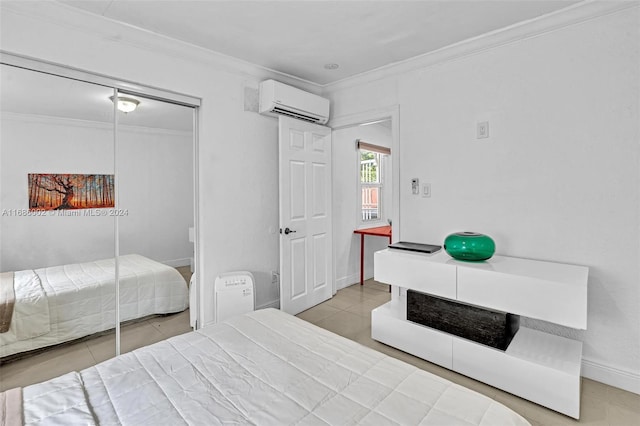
[329,107,400,293]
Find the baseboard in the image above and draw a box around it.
[582,358,640,395]
[336,275,357,290]
[256,299,280,310]
[162,258,191,268]
[335,273,359,290]
[335,271,375,291]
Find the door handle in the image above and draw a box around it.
[283,227,296,235]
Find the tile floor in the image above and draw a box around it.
[297,280,640,426]
[1,276,638,425]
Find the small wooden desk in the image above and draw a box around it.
[353,225,392,286]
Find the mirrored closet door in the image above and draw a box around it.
[0,64,117,387]
[115,93,195,355]
[0,60,198,390]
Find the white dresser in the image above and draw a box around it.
[372,248,588,419]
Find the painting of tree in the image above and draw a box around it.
[28,174,115,210]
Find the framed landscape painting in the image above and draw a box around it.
[28,173,115,211]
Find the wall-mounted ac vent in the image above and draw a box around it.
[259,79,329,124]
[271,106,320,123]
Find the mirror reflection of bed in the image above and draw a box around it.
[0,256,190,360]
[0,64,196,389]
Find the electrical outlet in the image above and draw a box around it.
[271,271,279,285]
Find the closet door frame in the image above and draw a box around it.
[1,51,201,355]
[1,52,200,107]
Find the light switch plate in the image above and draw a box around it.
[477,121,490,139]
[422,183,431,198]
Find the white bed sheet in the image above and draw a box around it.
[1,254,188,358]
[6,270,50,341]
[24,309,530,425]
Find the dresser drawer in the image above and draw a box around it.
[372,300,453,369]
[457,263,587,329]
[374,250,456,299]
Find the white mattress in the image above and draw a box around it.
[23,309,530,425]
[1,254,188,358]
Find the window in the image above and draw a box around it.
[360,150,383,221]
[357,140,390,226]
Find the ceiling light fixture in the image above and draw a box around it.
[324,63,339,70]
[109,95,140,113]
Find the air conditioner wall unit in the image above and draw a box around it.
[259,79,330,124]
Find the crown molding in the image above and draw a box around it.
[2,1,636,95]
[0,0,322,93]
[322,1,639,93]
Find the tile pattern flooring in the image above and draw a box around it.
[0,275,638,425]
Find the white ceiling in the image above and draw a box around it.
[60,0,582,85]
[2,0,583,130]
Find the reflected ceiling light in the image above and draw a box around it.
[109,95,140,113]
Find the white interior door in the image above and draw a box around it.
[279,116,333,315]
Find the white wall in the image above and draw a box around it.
[0,113,193,271]
[333,122,392,289]
[326,7,639,392]
[117,125,193,266]
[0,1,318,323]
[1,114,115,270]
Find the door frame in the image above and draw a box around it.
[0,52,200,107]
[328,105,400,294]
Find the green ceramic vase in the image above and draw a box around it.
[444,232,495,261]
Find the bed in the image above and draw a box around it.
[1,254,189,359]
[17,308,530,425]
